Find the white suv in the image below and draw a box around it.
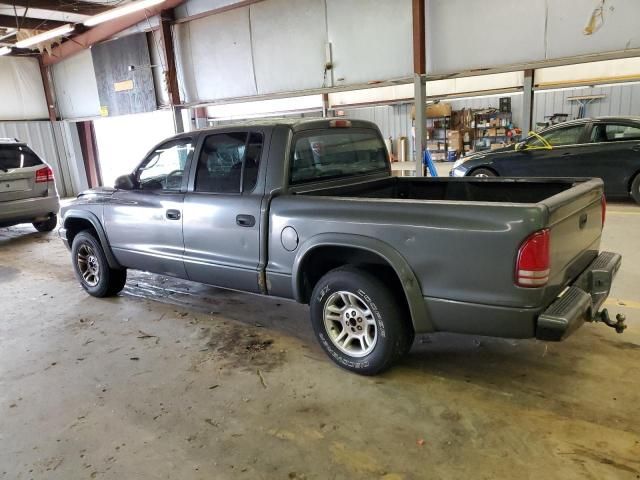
[0,138,60,232]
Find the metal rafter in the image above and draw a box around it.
[0,13,67,29]
[4,0,111,15]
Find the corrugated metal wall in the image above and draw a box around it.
[343,104,414,141]
[533,83,640,126]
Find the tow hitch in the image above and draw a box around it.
[590,308,627,334]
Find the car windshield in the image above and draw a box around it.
[290,129,388,184]
[0,145,42,171]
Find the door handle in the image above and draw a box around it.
[561,152,572,156]
[236,214,255,227]
[632,144,640,152]
[166,209,181,220]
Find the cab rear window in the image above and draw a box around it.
[0,145,42,170]
[290,129,388,185]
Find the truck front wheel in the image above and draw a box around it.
[71,231,127,297]
[309,266,411,375]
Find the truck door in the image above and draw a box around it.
[182,130,265,293]
[104,137,194,278]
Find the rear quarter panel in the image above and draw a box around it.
[267,195,554,310]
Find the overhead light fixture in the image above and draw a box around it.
[84,0,165,27]
[15,24,75,49]
[0,46,11,56]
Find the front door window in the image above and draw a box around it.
[136,138,195,191]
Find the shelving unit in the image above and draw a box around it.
[474,111,520,151]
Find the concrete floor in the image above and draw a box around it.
[1,202,639,480]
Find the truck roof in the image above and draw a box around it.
[0,137,25,145]
[169,118,380,141]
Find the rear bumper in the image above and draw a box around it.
[536,251,622,341]
[0,195,59,227]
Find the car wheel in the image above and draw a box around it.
[71,231,127,297]
[470,168,497,178]
[631,174,640,205]
[309,266,412,375]
[33,214,58,232]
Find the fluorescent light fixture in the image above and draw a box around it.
[84,0,165,27]
[0,46,11,56]
[15,24,75,49]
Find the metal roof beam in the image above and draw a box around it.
[0,14,67,30]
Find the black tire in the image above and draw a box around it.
[71,231,127,297]
[631,173,640,205]
[469,168,497,178]
[309,266,412,375]
[33,214,58,232]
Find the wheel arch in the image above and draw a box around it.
[292,233,433,334]
[63,210,121,269]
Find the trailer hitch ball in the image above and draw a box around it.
[595,308,627,334]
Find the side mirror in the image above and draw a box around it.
[114,174,136,190]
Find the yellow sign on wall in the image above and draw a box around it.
[114,80,134,92]
[99,106,109,117]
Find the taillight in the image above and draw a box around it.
[516,229,550,287]
[601,195,606,228]
[35,166,54,183]
[329,119,352,128]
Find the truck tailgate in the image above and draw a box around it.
[542,179,604,300]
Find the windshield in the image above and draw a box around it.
[0,145,42,171]
[290,128,388,185]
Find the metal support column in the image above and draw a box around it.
[159,8,184,133]
[522,69,534,135]
[414,74,426,176]
[412,0,426,176]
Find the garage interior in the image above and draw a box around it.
[1,1,640,478]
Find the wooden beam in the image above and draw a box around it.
[412,0,426,75]
[6,0,109,15]
[0,14,67,30]
[38,56,57,122]
[159,9,180,106]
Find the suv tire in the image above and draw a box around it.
[33,214,58,232]
[470,168,497,177]
[309,266,412,375]
[71,231,127,297]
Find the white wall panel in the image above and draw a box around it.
[426,0,546,75]
[51,50,101,119]
[175,0,246,19]
[174,6,257,103]
[426,0,640,76]
[0,57,48,121]
[251,0,326,94]
[546,0,640,59]
[327,0,413,85]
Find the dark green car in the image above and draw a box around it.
[450,116,640,204]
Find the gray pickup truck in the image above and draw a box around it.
[59,119,625,374]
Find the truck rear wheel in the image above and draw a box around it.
[309,266,411,375]
[631,173,640,205]
[71,231,127,297]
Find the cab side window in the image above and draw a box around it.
[137,139,194,191]
[194,132,263,194]
[538,125,585,146]
[591,124,640,142]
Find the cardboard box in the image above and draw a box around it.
[496,127,506,136]
[447,130,463,152]
[488,128,497,137]
[426,102,452,118]
[490,142,506,150]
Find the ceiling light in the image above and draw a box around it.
[84,0,165,27]
[0,46,11,56]
[15,24,75,49]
